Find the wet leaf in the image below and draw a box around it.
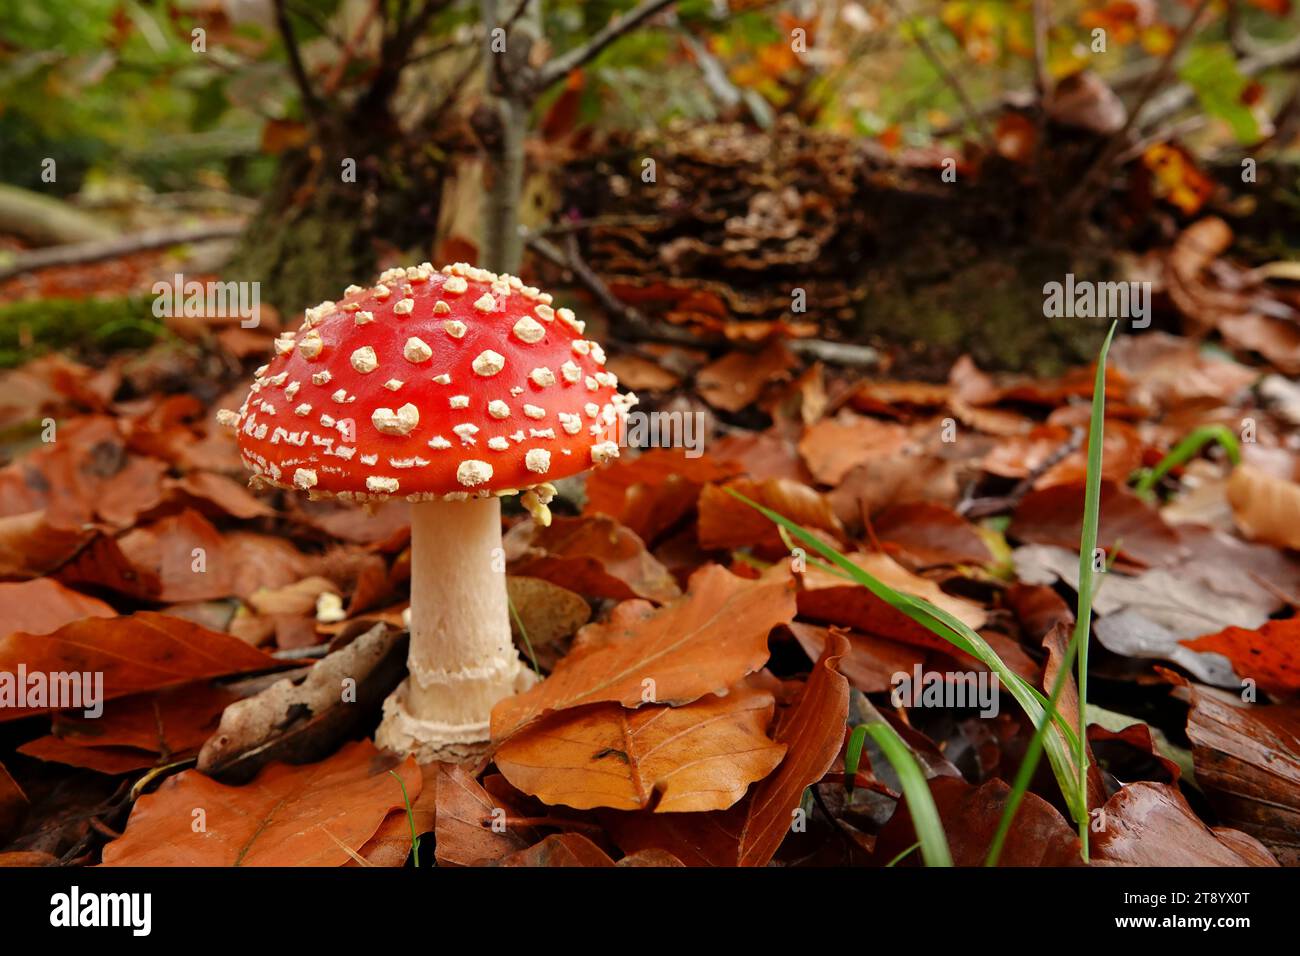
[1091,781,1278,866]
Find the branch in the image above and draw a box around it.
[535,0,678,90]
[273,0,328,130]
[886,0,991,143]
[0,221,247,282]
[1058,0,1214,222]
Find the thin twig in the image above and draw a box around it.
[958,426,1085,518]
[273,0,328,130]
[1058,0,1213,223]
[535,0,678,90]
[0,221,247,281]
[887,0,991,143]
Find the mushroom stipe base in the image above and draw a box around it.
[375,496,536,763]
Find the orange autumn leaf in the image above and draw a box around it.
[605,631,850,866]
[101,741,420,866]
[490,565,796,741]
[798,415,908,486]
[698,478,843,555]
[495,684,786,813]
[1226,465,1300,551]
[696,343,796,412]
[18,682,238,773]
[798,550,988,653]
[509,514,681,603]
[584,449,740,544]
[497,833,617,867]
[1142,142,1214,216]
[0,612,282,722]
[1183,619,1300,697]
[0,579,115,638]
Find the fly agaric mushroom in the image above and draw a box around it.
[218,262,636,761]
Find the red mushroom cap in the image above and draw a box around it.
[219,263,636,504]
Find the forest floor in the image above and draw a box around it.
[0,208,1299,868]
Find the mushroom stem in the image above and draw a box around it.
[377,496,533,762]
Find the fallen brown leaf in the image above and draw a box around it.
[508,514,681,603]
[1226,464,1300,550]
[0,612,281,722]
[495,684,786,812]
[0,579,115,638]
[491,564,795,741]
[604,631,849,866]
[101,741,419,866]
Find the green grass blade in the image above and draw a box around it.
[865,721,952,867]
[388,769,421,867]
[726,487,1085,823]
[844,724,868,792]
[1072,320,1117,860]
[886,841,922,867]
[507,594,541,676]
[1133,423,1241,497]
[986,320,1118,866]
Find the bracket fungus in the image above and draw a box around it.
[219,262,637,761]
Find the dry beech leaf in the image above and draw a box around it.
[583,449,741,544]
[797,551,988,653]
[698,478,842,556]
[496,833,617,867]
[0,579,115,638]
[1182,618,1300,697]
[1226,464,1300,550]
[797,415,908,486]
[434,764,533,866]
[506,576,591,647]
[604,631,850,866]
[0,510,95,579]
[871,502,991,568]
[788,622,924,695]
[1010,481,1181,568]
[495,684,786,813]
[1091,781,1278,867]
[353,761,439,867]
[101,741,420,866]
[0,761,26,842]
[0,612,282,722]
[584,448,740,516]
[696,342,795,412]
[1180,685,1300,866]
[509,514,681,604]
[491,565,795,741]
[18,682,236,773]
[875,776,1083,867]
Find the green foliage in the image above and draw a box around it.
[727,487,1086,831]
[985,321,1118,866]
[1178,43,1260,144]
[847,721,953,867]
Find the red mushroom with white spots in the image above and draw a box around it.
[218,262,636,761]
